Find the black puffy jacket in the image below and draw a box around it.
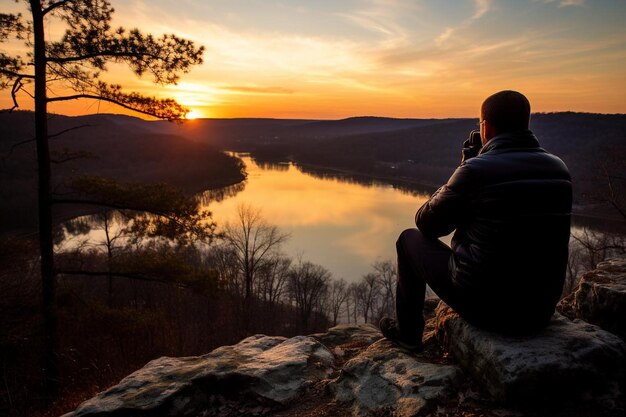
[415,129,572,326]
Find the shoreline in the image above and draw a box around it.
[1,174,247,241]
[289,160,626,231]
[6,155,625,240]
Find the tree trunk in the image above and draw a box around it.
[31,0,58,399]
[104,211,114,307]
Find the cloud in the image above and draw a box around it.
[220,85,294,95]
[559,0,585,6]
[435,28,455,47]
[335,0,419,41]
[473,0,493,19]
[535,0,586,7]
[337,12,399,37]
[434,0,492,48]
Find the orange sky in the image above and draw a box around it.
[2,0,625,119]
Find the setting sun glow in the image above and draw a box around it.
[186,110,202,120]
[2,0,625,119]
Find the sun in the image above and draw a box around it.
[186,110,202,120]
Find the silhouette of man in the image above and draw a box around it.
[380,90,572,350]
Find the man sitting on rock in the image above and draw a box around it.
[380,90,572,351]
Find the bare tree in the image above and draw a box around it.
[372,260,396,321]
[357,273,381,324]
[222,204,289,301]
[288,260,331,331]
[347,282,359,324]
[327,278,348,326]
[256,256,291,307]
[565,227,626,295]
[205,244,242,295]
[80,209,126,306]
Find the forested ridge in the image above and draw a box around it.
[0,111,245,234]
[2,110,624,233]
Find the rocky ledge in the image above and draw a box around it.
[436,304,626,405]
[64,260,626,417]
[61,334,335,416]
[558,257,626,341]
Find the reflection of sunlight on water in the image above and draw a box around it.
[58,155,443,284]
[55,214,128,253]
[58,154,618,284]
[205,156,431,282]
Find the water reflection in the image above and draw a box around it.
[254,160,290,172]
[295,164,436,197]
[58,154,622,285]
[204,156,432,282]
[197,181,247,206]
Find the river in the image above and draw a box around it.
[202,155,433,283]
[59,154,623,285]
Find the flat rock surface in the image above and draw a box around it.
[435,303,626,405]
[62,334,335,417]
[333,337,463,417]
[558,257,626,340]
[310,323,383,347]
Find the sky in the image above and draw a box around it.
[2,0,626,119]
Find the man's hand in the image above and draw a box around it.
[461,130,482,163]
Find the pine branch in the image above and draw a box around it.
[0,69,35,79]
[9,77,23,111]
[4,124,93,158]
[42,0,73,16]
[47,50,163,64]
[47,90,188,120]
[48,124,94,139]
[51,197,179,221]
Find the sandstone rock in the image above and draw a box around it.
[310,323,383,347]
[62,334,334,417]
[558,257,626,341]
[435,304,626,405]
[333,337,462,416]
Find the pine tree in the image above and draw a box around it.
[0,0,204,397]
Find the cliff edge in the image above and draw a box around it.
[63,259,626,417]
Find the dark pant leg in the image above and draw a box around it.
[395,228,466,342]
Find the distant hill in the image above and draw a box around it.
[0,111,245,234]
[173,112,625,221]
[148,116,452,147]
[2,111,624,230]
[288,113,626,187]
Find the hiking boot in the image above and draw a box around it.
[379,317,423,352]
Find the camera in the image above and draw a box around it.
[461,129,482,163]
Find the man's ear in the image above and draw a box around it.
[482,120,496,145]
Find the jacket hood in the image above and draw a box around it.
[479,129,540,155]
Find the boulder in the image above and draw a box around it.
[310,323,383,347]
[558,257,626,340]
[62,334,335,417]
[331,327,462,417]
[435,304,626,405]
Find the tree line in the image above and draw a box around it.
[206,203,404,330]
[60,201,404,332]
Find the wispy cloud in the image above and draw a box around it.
[435,0,493,47]
[534,0,586,7]
[220,85,294,95]
[335,0,418,41]
[473,0,493,19]
[559,0,585,7]
[435,27,455,47]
